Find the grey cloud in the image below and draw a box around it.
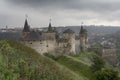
[3,0,120,26]
[6,0,120,12]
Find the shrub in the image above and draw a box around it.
[93,68,119,80]
[91,55,105,72]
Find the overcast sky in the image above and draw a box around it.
[0,0,120,28]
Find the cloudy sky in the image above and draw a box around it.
[0,0,120,28]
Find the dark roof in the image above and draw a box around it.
[23,19,30,32]
[80,26,87,34]
[24,31,44,41]
[48,22,53,32]
[63,29,74,34]
[0,32,23,41]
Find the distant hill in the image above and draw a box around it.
[56,26,120,36]
[41,25,120,39]
[1,25,120,40]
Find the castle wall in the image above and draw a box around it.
[23,40,57,54]
[42,32,57,54]
[42,32,56,40]
[21,29,88,55]
[55,42,69,55]
[80,34,88,51]
[46,40,56,54]
[101,48,117,58]
[75,40,80,53]
[23,41,48,54]
[70,34,76,54]
[22,32,88,55]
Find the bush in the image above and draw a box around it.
[93,68,119,80]
[91,55,105,72]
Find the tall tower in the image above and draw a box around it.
[22,17,30,37]
[63,29,76,54]
[79,23,88,52]
[48,19,53,32]
[43,19,56,40]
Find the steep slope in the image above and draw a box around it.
[45,53,95,80]
[56,56,91,80]
[72,52,97,66]
[0,40,80,80]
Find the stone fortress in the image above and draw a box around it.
[22,18,88,55]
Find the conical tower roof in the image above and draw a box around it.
[79,22,87,34]
[80,25,84,34]
[48,19,53,32]
[23,19,30,32]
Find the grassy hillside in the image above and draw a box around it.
[45,52,96,80]
[72,52,97,66]
[0,40,80,80]
[57,55,92,79]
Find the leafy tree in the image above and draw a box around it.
[91,55,105,72]
[94,68,119,80]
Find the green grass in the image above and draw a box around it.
[56,55,92,79]
[66,55,91,66]
[72,52,97,66]
[0,40,81,80]
[45,53,93,80]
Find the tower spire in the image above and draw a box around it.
[48,18,53,32]
[80,22,84,34]
[49,18,52,27]
[23,15,30,32]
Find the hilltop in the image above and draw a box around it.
[0,40,81,80]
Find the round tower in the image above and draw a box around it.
[63,29,76,54]
[79,25,88,52]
